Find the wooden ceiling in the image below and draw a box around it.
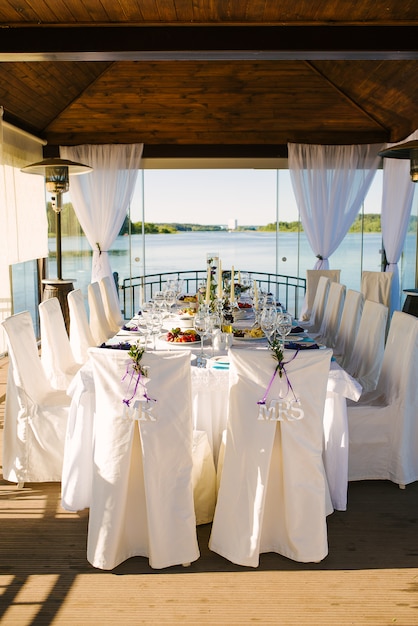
[0,1,417,158]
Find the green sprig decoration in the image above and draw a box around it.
[270,336,285,378]
[127,342,147,377]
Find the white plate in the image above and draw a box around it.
[117,328,143,336]
[158,333,202,347]
[234,309,254,320]
[233,334,267,342]
[209,356,230,370]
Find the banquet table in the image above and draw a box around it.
[61,315,361,515]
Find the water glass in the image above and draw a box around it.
[260,306,277,343]
[276,312,293,349]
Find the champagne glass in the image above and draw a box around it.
[207,312,221,356]
[194,309,209,366]
[260,306,277,344]
[276,312,293,350]
[151,311,163,350]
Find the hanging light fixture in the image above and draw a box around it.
[378,140,418,183]
[21,157,92,331]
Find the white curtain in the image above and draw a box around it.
[0,108,47,354]
[0,109,48,265]
[288,143,382,270]
[60,144,143,282]
[381,130,418,314]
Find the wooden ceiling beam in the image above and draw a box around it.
[0,25,417,61]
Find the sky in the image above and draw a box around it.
[130,168,384,227]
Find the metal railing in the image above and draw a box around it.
[120,270,306,319]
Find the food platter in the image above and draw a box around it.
[233,334,267,342]
[158,333,202,348]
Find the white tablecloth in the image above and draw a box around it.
[62,344,361,514]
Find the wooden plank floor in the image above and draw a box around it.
[1,357,418,625]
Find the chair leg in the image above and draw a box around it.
[17,482,24,489]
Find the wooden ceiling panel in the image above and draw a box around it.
[311,60,418,142]
[43,60,384,146]
[0,0,417,24]
[0,61,112,132]
[0,1,417,154]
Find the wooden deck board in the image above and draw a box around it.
[1,355,418,625]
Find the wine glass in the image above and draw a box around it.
[276,312,293,350]
[164,288,176,314]
[153,291,166,312]
[194,308,210,366]
[144,311,163,351]
[260,306,277,344]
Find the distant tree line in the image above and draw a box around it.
[47,203,417,237]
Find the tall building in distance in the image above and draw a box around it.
[228,218,237,231]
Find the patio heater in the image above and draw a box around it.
[378,140,418,183]
[378,140,418,311]
[21,157,92,331]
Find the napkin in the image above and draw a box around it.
[290,325,305,334]
[286,341,319,350]
[100,342,131,350]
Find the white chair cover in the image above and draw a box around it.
[39,298,81,391]
[87,281,114,345]
[299,275,330,333]
[311,282,346,348]
[333,290,364,369]
[348,311,418,486]
[361,271,393,308]
[61,360,216,524]
[209,345,332,567]
[300,269,341,321]
[344,300,388,393]
[86,348,200,570]
[68,289,96,364]
[99,275,124,333]
[1,311,70,484]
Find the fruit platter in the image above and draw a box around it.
[232,326,265,340]
[178,307,196,316]
[165,328,201,343]
[176,294,198,309]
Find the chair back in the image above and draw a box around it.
[361,271,393,308]
[347,311,418,486]
[376,311,418,401]
[301,275,330,333]
[88,281,114,345]
[2,311,52,401]
[1,311,70,484]
[315,282,346,347]
[300,269,340,321]
[68,289,96,364]
[39,297,80,390]
[333,289,364,368]
[345,299,388,393]
[99,275,124,332]
[209,345,332,566]
[86,347,199,570]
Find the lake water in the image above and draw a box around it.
[60,230,389,292]
[14,229,416,323]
